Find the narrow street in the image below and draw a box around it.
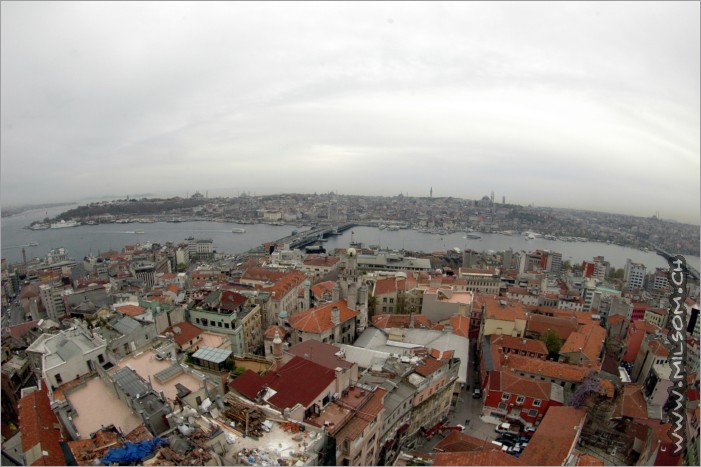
[416,340,498,453]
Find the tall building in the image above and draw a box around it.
[624,259,646,291]
[39,284,66,321]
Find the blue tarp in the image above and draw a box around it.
[100,438,167,465]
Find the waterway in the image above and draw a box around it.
[1,205,699,272]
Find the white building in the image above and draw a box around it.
[26,321,107,392]
[39,284,67,321]
[624,259,646,291]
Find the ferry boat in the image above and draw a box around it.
[465,233,481,239]
[29,223,50,230]
[232,228,246,233]
[28,241,39,246]
[51,220,78,229]
[134,231,145,234]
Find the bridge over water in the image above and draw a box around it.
[263,223,356,252]
[652,245,699,280]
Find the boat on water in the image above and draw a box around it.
[51,220,79,229]
[232,228,246,233]
[28,242,39,246]
[465,233,481,239]
[29,223,50,230]
[134,231,145,234]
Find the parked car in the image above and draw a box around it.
[495,437,516,448]
[472,388,481,398]
[495,422,514,433]
[497,432,519,442]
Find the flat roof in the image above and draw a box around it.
[113,350,214,403]
[192,346,232,364]
[65,377,141,438]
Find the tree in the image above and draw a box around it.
[610,268,624,279]
[563,260,572,271]
[177,262,187,272]
[540,329,562,357]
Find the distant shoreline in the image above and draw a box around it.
[0,202,77,218]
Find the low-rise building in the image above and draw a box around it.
[26,321,108,391]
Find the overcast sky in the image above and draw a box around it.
[2,1,699,223]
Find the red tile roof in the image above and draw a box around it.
[433,431,497,452]
[612,384,648,419]
[415,357,444,377]
[575,452,605,466]
[502,354,590,383]
[5,320,39,340]
[303,255,340,267]
[116,304,146,317]
[430,348,455,360]
[490,370,552,401]
[434,450,526,466]
[374,277,402,295]
[526,313,579,340]
[18,385,66,466]
[371,313,432,329]
[450,314,470,337]
[229,356,336,410]
[560,322,606,364]
[164,322,203,347]
[335,387,386,441]
[310,281,335,299]
[288,300,358,334]
[607,314,626,324]
[286,340,354,370]
[491,334,548,355]
[520,406,587,466]
[648,339,670,357]
[482,297,527,321]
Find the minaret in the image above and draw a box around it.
[332,282,341,302]
[347,282,358,311]
[430,187,433,198]
[303,279,311,310]
[331,307,341,343]
[273,331,284,370]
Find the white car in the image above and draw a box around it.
[495,422,513,434]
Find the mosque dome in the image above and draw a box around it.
[347,247,357,257]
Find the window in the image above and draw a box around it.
[533,399,542,407]
[529,409,538,417]
[97,354,105,364]
[217,322,222,327]
[516,396,525,404]
[502,393,511,401]
[224,323,230,329]
[55,373,63,385]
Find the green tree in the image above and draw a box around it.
[177,262,187,272]
[563,260,572,271]
[540,329,562,357]
[610,268,624,279]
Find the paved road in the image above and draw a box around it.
[417,340,498,452]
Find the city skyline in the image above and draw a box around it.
[1,1,699,223]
